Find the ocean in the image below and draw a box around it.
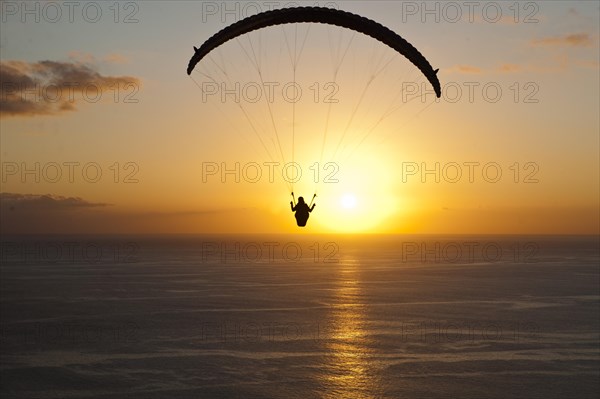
[1,235,598,398]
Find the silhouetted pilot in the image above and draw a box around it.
[290,196,316,227]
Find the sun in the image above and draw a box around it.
[307,150,404,233]
[341,194,357,209]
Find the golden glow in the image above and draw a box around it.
[321,257,379,398]
[315,152,401,233]
[341,194,357,209]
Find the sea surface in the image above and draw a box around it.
[1,235,598,398]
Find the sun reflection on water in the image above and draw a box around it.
[320,258,382,398]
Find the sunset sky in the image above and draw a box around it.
[1,0,598,234]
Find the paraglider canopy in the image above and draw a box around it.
[187,6,441,98]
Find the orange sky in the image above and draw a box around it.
[1,1,598,234]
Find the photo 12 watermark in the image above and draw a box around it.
[401,240,540,264]
[1,80,140,105]
[201,161,339,185]
[199,240,340,264]
[399,1,540,24]
[1,321,140,350]
[402,81,540,104]
[199,81,339,104]
[1,161,140,184]
[193,320,325,344]
[401,161,540,184]
[399,320,541,343]
[200,1,339,23]
[1,1,140,24]
[0,241,140,264]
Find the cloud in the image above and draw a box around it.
[447,54,598,76]
[68,51,131,65]
[0,192,268,234]
[446,30,597,76]
[1,193,110,211]
[576,59,600,69]
[0,59,140,118]
[446,64,483,74]
[103,53,131,64]
[530,33,594,47]
[446,63,525,75]
[0,193,113,234]
[496,63,522,73]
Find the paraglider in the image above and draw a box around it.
[187,6,441,228]
[290,192,316,227]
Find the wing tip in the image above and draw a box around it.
[187,47,199,75]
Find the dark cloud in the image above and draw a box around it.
[0,193,265,234]
[1,193,110,211]
[0,60,140,118]
[0,193,112,234]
